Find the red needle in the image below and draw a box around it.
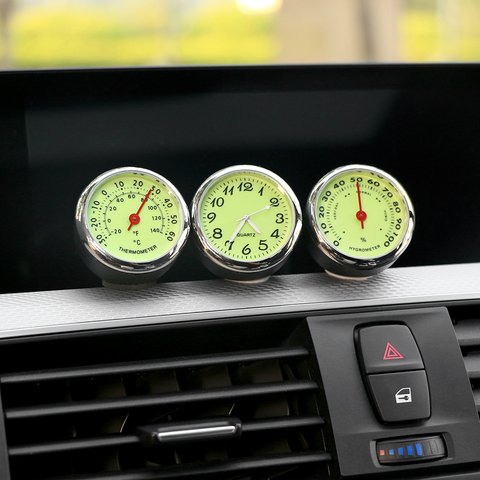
[128,189,152,231]
[356,182,367,229]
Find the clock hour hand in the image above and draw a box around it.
[247,219,261,234]
[231,203,274,242]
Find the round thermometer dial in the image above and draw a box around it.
[191,165,302,281]
[307,165,414,278]
[75,167,189,287]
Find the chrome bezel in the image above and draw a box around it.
[306,164,415,274]
[191,165,302,279]
[75,166,190,277]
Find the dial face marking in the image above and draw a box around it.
[86,171,183,263]
[198,171,295,262]
[315,168,410,259]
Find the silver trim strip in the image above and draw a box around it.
[0,263,479,339]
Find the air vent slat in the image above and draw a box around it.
[9,415,325,457]
[242,415,325,433]
[473,390,480,413]
[453,313,480,418]
[473,390,480,412]
[46,451,332,480]
[9,434,140,457]
[6,380,318,420]
[453,319,480,347]
[463,354,480,378]
[1,347,309,384]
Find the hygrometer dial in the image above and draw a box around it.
[191,165,302,281]
[307,164,414,278]
[75,167,189,287]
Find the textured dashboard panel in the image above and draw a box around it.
[0,263,479,338]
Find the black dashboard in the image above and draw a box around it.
[1,64,480,480]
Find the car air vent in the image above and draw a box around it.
[451,305,480,416]
[0,344,332,480]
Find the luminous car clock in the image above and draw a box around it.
[306,165,414,278]
[191,165,302,281]
[75,167,189,287]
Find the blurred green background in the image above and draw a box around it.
[1,0,479,69]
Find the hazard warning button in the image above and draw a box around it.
[357,325,424,374]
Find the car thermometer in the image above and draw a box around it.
[306,164,414,278]
[75,167,189,287]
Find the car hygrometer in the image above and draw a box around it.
[75,167,190,287]
[191,165,302,282]
[306,164,414,278]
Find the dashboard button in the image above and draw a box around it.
[367,370,430,423]
[357,325,424,374]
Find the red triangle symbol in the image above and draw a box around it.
[383,342,404,360]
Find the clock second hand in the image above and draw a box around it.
[236,204,273,222]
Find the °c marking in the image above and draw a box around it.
[383,342,404,360]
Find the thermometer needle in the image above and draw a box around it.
[128,189,152,231]
[356,182,367,229]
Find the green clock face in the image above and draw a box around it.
[85,169,185,263]
[312,165,412,260]
[192,165,302,280]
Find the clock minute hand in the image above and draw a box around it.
[229,218,247,244]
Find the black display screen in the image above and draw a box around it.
[1,64,479,293]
